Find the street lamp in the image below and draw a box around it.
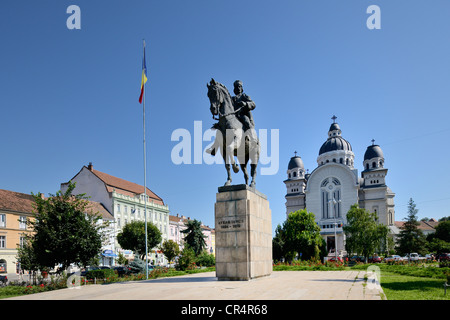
[329,198,341,261]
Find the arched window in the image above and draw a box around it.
[320,177,341,219]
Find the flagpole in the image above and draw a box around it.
[142,39,149,280]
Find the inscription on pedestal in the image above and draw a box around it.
[217,217,246,231]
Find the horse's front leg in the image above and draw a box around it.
[225,142,239,174]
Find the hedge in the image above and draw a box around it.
[85,269,116,280]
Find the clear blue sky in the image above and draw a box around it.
[1,1,450,234]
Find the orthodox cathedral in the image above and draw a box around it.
[284,116,395,255]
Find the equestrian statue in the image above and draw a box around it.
[206,79,260,187]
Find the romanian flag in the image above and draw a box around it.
[139,44,147,104]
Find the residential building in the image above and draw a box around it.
[169,214,215,256]
[0,189,35,274]
[0,188,114,273]
[392,220,438,240]
[61,163,170,265]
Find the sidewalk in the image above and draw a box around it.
[6,270,384,300]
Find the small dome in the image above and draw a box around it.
[288,156,304,170]
[318,120,352,156]
[329,122,340,132]
[364,144,384,160]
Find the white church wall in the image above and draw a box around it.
[305,163,359,224]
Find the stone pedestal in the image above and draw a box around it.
[215,184,272,281]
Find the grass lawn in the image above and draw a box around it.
[380,271,449,300]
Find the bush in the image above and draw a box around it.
[176,247,196,271]
[195,251,215,267]
[129,258,147,274]
[85,268,116,280]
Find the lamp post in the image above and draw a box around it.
[329,198,341,261]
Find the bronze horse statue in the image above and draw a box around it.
[207,78,259,187]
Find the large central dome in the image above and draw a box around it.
[319,122,352,155]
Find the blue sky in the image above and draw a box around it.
[1,1,450,233]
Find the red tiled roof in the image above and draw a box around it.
[89,167,164,206]
[86,201,114,221]
[395,220,436,231]
[0,189,35,214]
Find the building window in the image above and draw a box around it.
[0,236,5,248]
[0,214,5,228]
[117,204,121,213]
[19,216,27,230]
[20,236,26,248]
[320,177,341,219]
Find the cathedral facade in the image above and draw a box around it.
[284,117,395,256]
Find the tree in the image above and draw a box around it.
[343,204,389,260]
[175,246,196,271]
[128,257,146,274]
[117,252,128,266]
[272,224,286,262]
[426,220,450,254]
[281,209,324,261]
[160,239,180,264]
[396,198,427,255]
[434,221,450,243]
[117,220,162,259]
[20,182,104,272]
[181,219,206,256]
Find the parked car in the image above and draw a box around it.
[327,256,343,263]
[80,266,101,276]
[437,253,450,261]
[350,256,365,262]
[405,253,427,262]
[0,275,7,286]
[368,255,382,263]
[385,255,403,262]
[113,266,131,276]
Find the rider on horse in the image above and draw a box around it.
[206,80,256,156]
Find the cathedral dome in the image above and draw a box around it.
[319,137,352,155]
[318,122,352,156]
[364,144,384,161]
[288,155,304,170]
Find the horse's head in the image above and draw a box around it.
[207,78,231,117]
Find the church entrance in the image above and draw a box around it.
[327,236,336,253]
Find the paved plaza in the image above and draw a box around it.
[6,270,384,300]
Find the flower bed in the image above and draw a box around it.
[273,259,346,271]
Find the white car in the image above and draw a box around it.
[385,255,403,262]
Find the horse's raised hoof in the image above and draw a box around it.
[232,164,239,173]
